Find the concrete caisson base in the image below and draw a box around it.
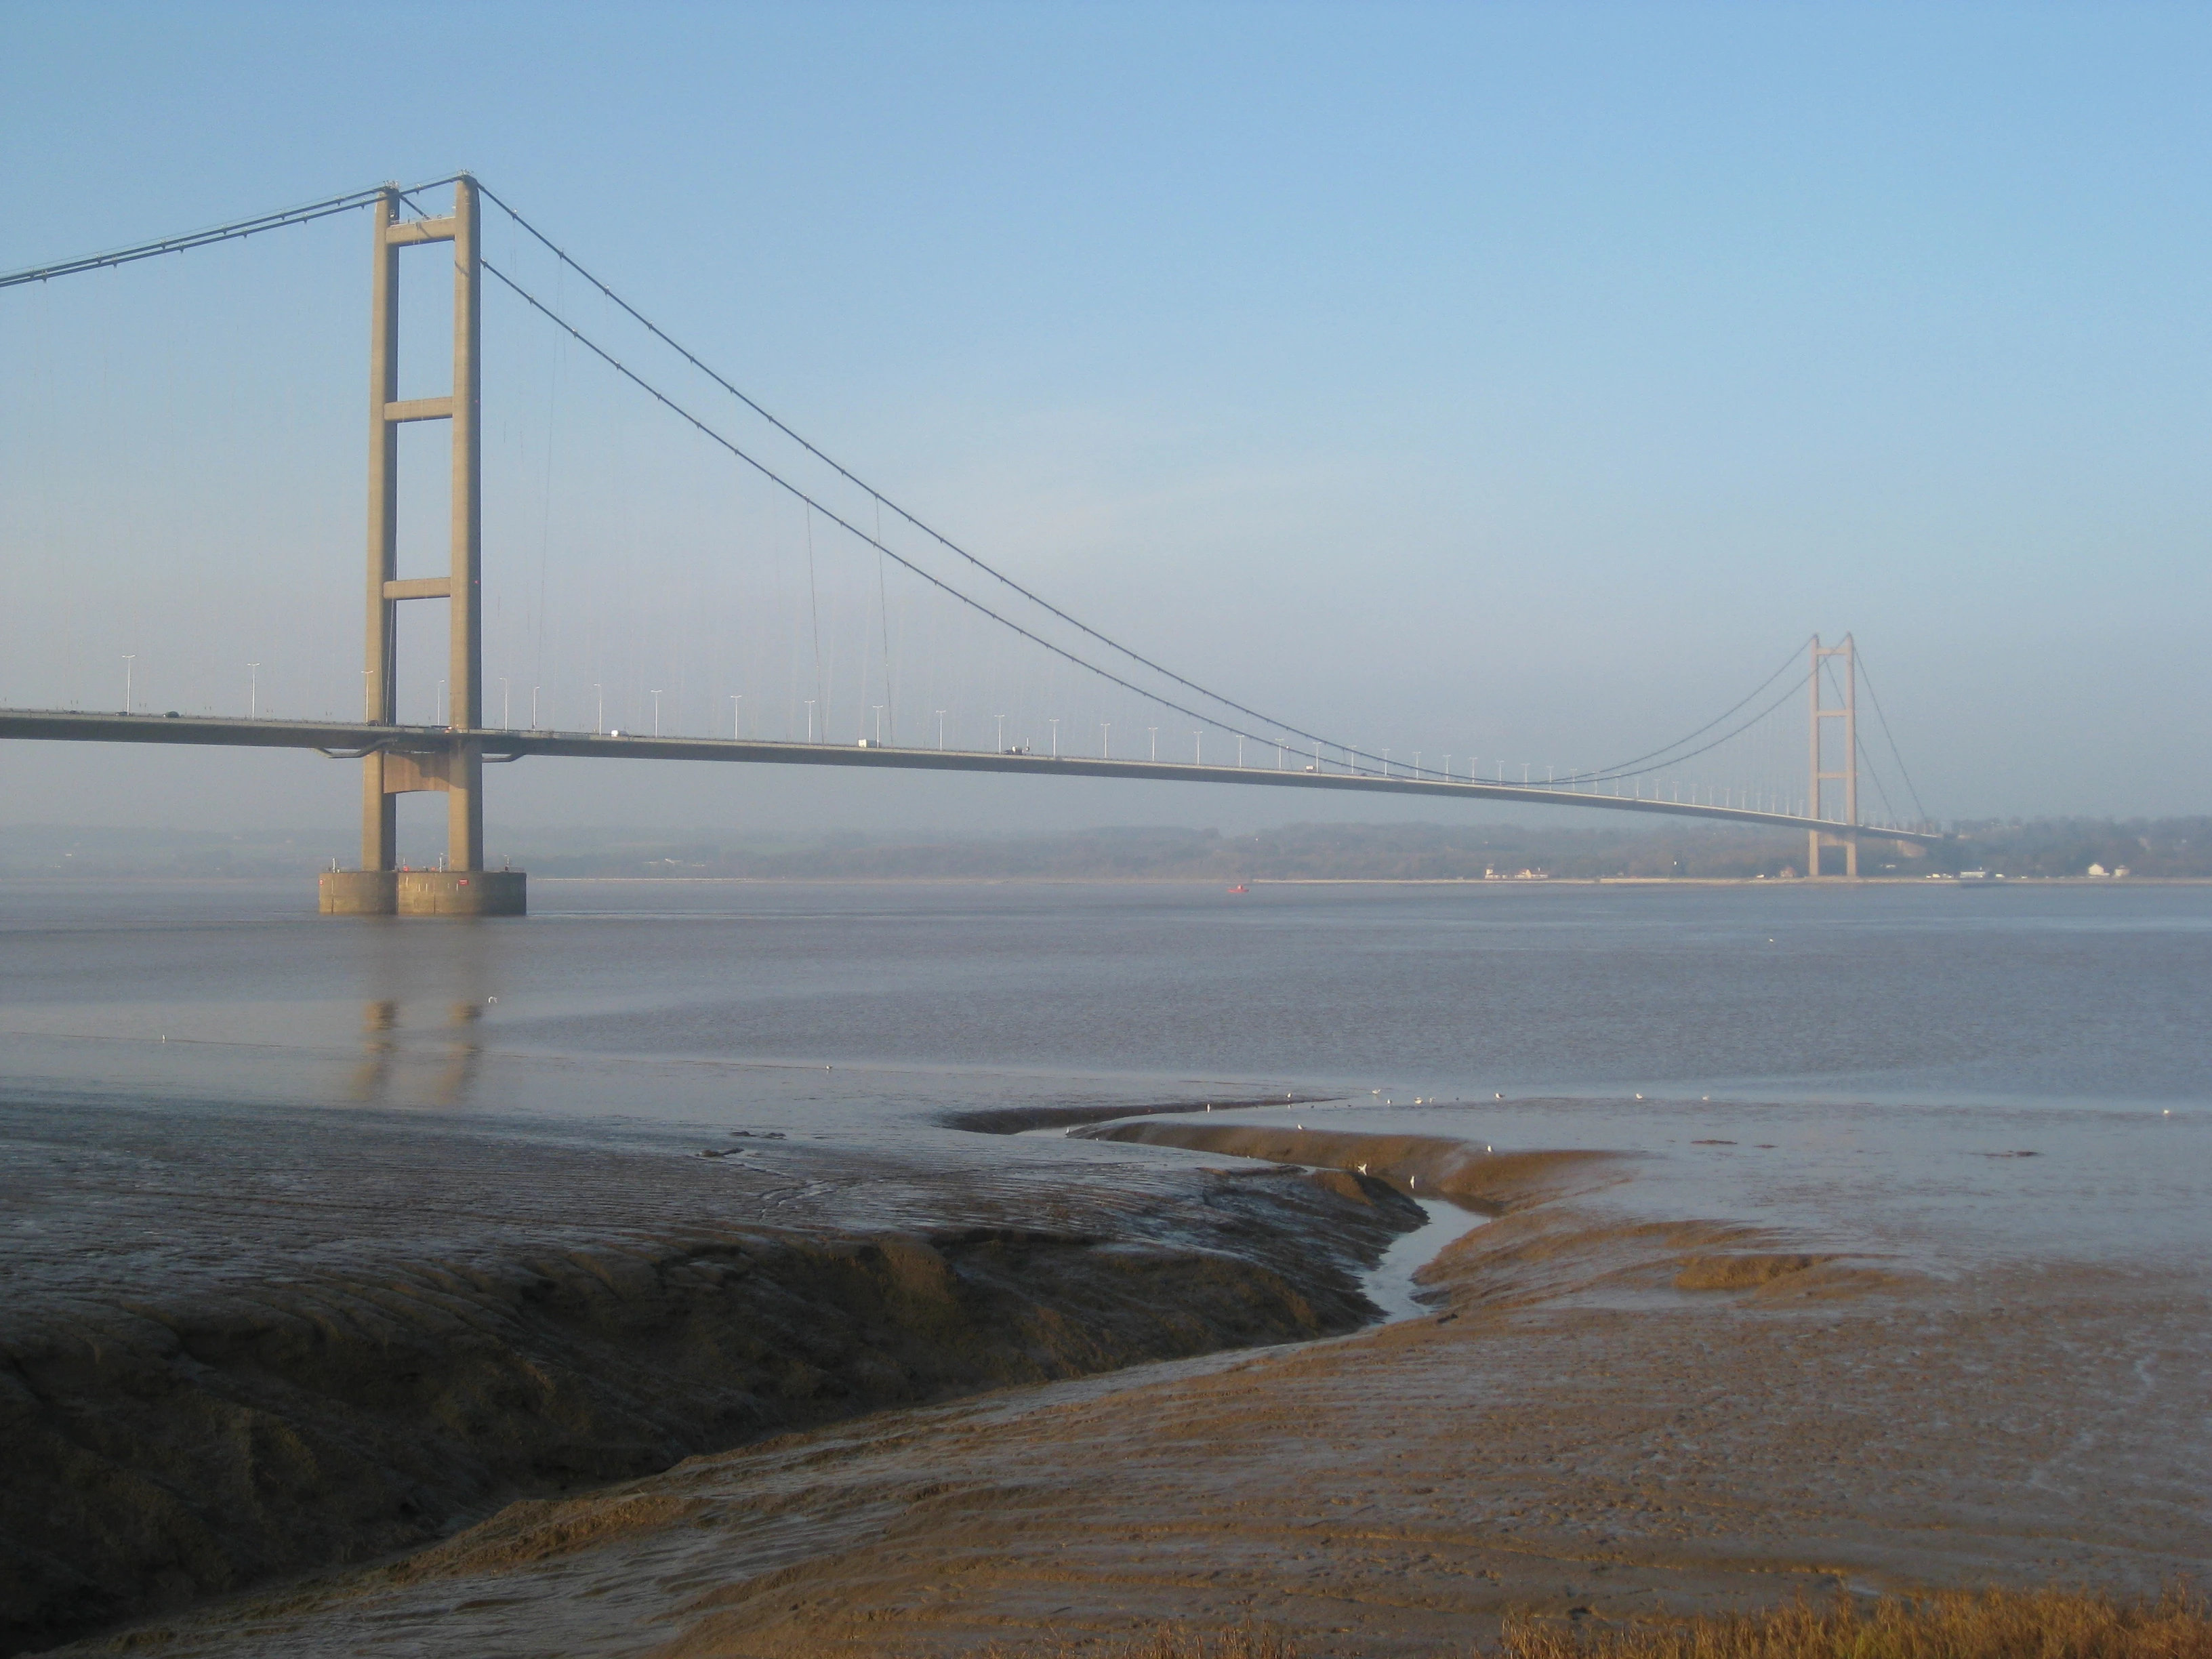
[319,870,527,917]
[399,869,527,916]
[319,870,398,916]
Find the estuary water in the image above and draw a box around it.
[5,876,2208,1114]
[4,876,2209,1271]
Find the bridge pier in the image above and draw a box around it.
[326,176,523,916]
[1807,828,1861,879]
[319,869,526,917]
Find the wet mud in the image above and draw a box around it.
[54,1174,2210,1659]
[14,1107,2211,1658]
[0,1103,1419,1656]
[940,1097,1338,1136]
[1072,1118,1629,1213]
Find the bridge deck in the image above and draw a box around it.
[0,710,1942,844]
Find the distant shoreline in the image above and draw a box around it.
[520,873,2212,886]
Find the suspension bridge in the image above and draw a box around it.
[0,175,1940,915]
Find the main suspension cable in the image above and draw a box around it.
[1568,667,1815,789]
[1854,650,1927,825]
[476,186,1843,797]
[479,255,1317,762]
[1856,729,1901,827]
[1561,636,1814,784]
[476,182,1374,760]
[0,178,459,290]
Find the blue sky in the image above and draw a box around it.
[2,1,2206,833]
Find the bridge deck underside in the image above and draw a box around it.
[0,711,1942,845]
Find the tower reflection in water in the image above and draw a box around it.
[350,996,489,1107]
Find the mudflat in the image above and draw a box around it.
[26,1105,2209,1658]
[0,1091,1440,1654]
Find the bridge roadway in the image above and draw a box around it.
[0,709,1942,847]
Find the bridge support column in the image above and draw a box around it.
[446,740,484,872]
[324,175,522,917]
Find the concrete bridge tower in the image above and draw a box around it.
[319,177,525,916]
[1807,633,1859,878]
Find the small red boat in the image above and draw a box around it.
[1227,884,1248,895]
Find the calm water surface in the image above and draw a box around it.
[5,878,2208,1270]
[5,878,2207,1110]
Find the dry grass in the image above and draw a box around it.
[1500,1586,2212,1658]
[985,1589,2212,1658]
